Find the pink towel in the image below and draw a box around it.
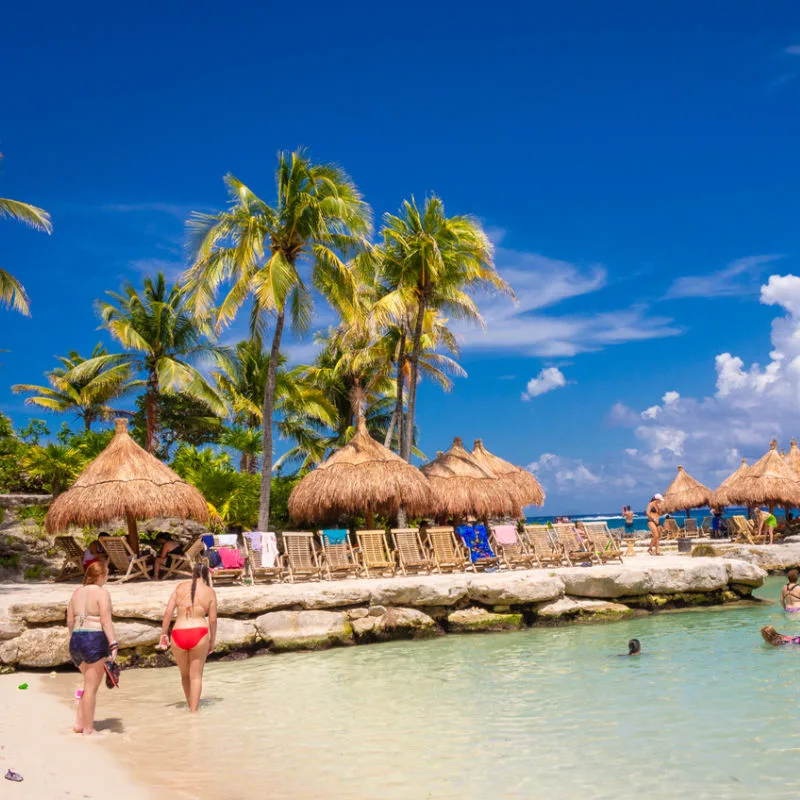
[494,525,518,545]
[217,547,244,569]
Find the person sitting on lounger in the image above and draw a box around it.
[761,625,800,645]
[781,570,800,612]
[82,532,110,571]
[153,533,185,580]
[757,511,778,545]
[158,562,217,712]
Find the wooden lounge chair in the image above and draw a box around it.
[281,532,322,582]
[54,535,85,581]
[581,522,624,564]
[317,530,359,580]
[522,525,564,567]
[391,528,435,575]
[355,530,396,578]
[425,527,470,573]
[700,516,712,535]
[456,524,500,572]
[242,534,283,584]
[490,525,538,569]
[683,518,699,537]
[102,537,151,582]
[210,534,245,585]
[731,515,757,544]
[162,537,205,580]
[662,518,682,539]
[553,523,598,566]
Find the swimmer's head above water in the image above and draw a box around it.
[628,638,641,655]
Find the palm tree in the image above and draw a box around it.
[12,344,139,430]
[212,339,337,472]
[184,150,372,529]
[69,272,226,452]
[374,196,513,462]
[0,154,53,315]
[22,443,87,497]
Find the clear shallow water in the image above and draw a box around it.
[56,578,800,799]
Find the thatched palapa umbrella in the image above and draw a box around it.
[661,465,712,517]
[46,418,209,551]
[288,415,433,525]
[713,457,749,508]
[716,440,800,509]
[471,439,545,508]
[786,439,800,477]
[421,437,520,520]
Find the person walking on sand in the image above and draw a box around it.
[66,561,118,736]
[158,562,217,712]
[647,494,664,556]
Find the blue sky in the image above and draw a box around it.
[3,0,800,513]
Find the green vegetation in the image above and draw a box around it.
[3,148,516,530]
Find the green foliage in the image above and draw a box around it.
[269,473,304,530]
[22,443,87,496]
[18,419,49,444]
[0,554,20,569]
[0,413,41,493]
[17,505,48,524]
[23,565,44,580]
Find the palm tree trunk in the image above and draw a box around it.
[388,335,406,453]
[401,298,426,463]
[384,410,397,448]
[145,369,159,453]
[258,310,285,531]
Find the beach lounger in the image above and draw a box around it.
[731,515,757,544]
[391,528,435,575]
[162,536,205,580]
[209,534,245,585]
[54,535,85,581]
[355,530,396,578]
[318,529,359,580]
[581,522,624,564]
[491,524,537,569]
[425,527,471,573]
[553,523,598,566]
[700,516,712,535]
[242,533,283,584]
[456,524,500,571]
[522,525,565,568]
[281,532,322,582]
[683,518,699,537]
[102,537,151,582]
[662,518,682,539]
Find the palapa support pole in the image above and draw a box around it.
[125,511,139,553]
[366,507,374,529]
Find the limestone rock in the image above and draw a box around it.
[347,608,369,620]
[214,617,257,649]
[467,573,564,605]
[255,610,353,651]
[447,607,523,633]
[9,601,66,624]
[0,638,19,664]
[116,620,161,648]
[368,575,469,608]
[537,597,634,624]
[368,605,386,617]
[111,602,165,622]
[721,544,800,574]
[0,619,24,640]
[13,627,71,667]
[723,559,766,588]
[351,607,441,643]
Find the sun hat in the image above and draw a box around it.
[654,493,664,501]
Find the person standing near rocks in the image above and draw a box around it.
[647,494,664,556]
[622,506,635,536]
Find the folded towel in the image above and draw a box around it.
[262,532,279,568]
[246,531,262,551]
[201,534,215,549]
[493,525,518,545]
[216,533,238,547]
[216,547,244,569]
[321,529,348,545]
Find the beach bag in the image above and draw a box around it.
[205,548,222,568]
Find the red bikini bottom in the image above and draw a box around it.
[171,627,209,651]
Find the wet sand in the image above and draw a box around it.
[0,673,155,799]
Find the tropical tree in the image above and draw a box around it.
[0,154,53,315]
[69,272,226,452]
[12,344,139,430]
[373,196,513,462]
[22,443,87,497]
[184,150,372,529]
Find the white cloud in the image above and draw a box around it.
[527,453,601,491]
[665,255,783,299]
[521,367,567,401]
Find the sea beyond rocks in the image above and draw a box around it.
[0,555,766,670]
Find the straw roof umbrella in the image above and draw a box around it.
[471,439,545,508]
[46,418,209,551]
[713,458,749,508]
[661,465,712,517]
[786,439,800,478]
[717,440,800,509]
[288,415,433,525]
[421,437,520,520]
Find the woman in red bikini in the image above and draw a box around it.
[158,562,217,711]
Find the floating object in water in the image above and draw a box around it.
[17,683,27,690]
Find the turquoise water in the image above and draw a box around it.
[528,508,748,534]
[72,577,800,799]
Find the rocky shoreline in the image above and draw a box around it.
[0,555,766,671]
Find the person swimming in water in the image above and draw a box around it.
[761,625,800,646]
[781,569,800,612]
[627,638,641,655]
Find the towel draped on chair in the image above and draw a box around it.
[456,525,496,563]
[321,529,348,545]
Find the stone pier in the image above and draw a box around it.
[0,555,766,670]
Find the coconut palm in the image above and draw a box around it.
[69,273,226,452]
[373,196,512,461]
[22,443,87,497]
[0,154,53,315]
[184,150,372,529]
[12,344,139,431]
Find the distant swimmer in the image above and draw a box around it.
[626,638,641,656]
[781,570,800,612]
[761,625,800,646]
[647,494,664,556]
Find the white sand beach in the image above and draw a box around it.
[0,673,154,800]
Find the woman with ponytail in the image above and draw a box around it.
[158,561,217,711]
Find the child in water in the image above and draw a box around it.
[761,625,800,645]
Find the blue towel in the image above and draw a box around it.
[202,534,215,549]
[457,525,496,563]
[322,529,348,545]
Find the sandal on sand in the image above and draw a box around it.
[5,770,23,782]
